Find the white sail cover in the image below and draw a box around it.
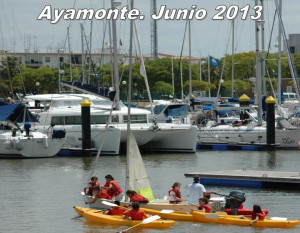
[127,131,154,201]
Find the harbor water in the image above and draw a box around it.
[1,150,300,233]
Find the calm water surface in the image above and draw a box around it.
[1,150,300,233]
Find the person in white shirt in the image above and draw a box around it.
[188,176,216,204]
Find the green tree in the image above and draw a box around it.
[153,81,173,95]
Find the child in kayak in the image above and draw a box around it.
[168,182,182,204]
[125,190,149,204]
[83,176,100,195]
[123,202,149,220]
[192,198,212,213]
[104,201,126,215]
[241,204,265,225]
[85,186,112,204]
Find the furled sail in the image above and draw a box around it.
[127,131,154,201]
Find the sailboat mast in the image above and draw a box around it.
[277,0,282,103]
[126,0,134,198]
[171,57,175,98]
[180,60,184,100]
[188,19,192,97]
[88,20,93,84]
[255,0,263,125]
[67,27,73,83]
[111,0,120,110]
[108,20,114,87]
[231,19,235,97]
[261,0,266,96]
[81,23,85,84]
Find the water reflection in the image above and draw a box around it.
[266,150,277,169]
[81,156,95,170]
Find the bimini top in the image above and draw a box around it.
[0,103,38,123]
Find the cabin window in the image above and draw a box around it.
[111,116,119,123]
[91,115,107,124]
[65,116,81,125]
[123,115,147,123]
[51,116,65,125]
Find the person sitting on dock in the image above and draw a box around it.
[168,182,182,204]
[104,201,126,215]
[125,190,149,204]
[83,176,100,196]
[123,202,149,220]
[103,174,123,201]
[84,186,112,204]
[241,204,265,226]
[188,176,216,204]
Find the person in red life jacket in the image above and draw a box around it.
[84,186,112,204]
[103,174,123,201]
[104,201,126,215]
[123,202,149,220]
[241,204,265,226]
[168,182,182,204]
[83,176,100,196]
[125,190,149,204]
[192,198,212,213]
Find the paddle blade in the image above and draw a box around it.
[204,213,221,219]
[270,217,288,221]
[161,209,175,214]
[102,201,118,207]
[142,215,161,224]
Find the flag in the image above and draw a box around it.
[119,39,123,46]
[209,55,220,67]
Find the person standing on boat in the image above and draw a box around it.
[83,176,100,196]
[188,176,216,204]
[168,182,182,204]
[103,174,123,201]
[125,190,149,204]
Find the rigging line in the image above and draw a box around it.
[97,19,108,85]
[63,0,78,50]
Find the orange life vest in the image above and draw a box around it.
[124,209,146,220]
[198,204,211,213]
[168,188,182,203]
[88,182,100,195]
[130,193,149,203]
[97,189,112,199]
[109,180,123,196]
[106,207,125,215]
[252,212,265,220]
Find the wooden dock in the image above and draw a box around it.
[185,170,300,190]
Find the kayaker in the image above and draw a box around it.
[84,186,112,204]
[168,182,182,204]
[241,204,265,226]
[83,176,100,196]
[104,201,126,215]
[103,174,123,201]
[123,202,149,220]
[188,176,216,204]
[192,198,212,213]
[125,190,149,204]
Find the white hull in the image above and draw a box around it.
[0,131,63,158]
[198,125,300,149]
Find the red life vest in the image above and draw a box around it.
[198,204,212,213]
[97,189,112,199]
[124,209,146,220]
[88,182,100,195]
[109,181,123,196]
[104,182,110,188]
[168,188,182,203]
[130,193,149,203]
[106,207,125,215]
[252,212,265,220]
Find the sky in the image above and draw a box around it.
[0,0,300,58]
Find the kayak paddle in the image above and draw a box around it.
[119,215,161,232]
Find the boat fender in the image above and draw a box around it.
[14,139,25,151]
[42,136,48,148]
[4,140,12,149]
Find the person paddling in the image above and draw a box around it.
[103,174,123,201]
[125,190,149,204]
[84,186,112,204]
[83,176,100,196]
[104,201,125,215]
[168,182,182,204]
[241,204,265,226]
[123,202,149,220]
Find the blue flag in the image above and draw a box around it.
[209,56,220,67]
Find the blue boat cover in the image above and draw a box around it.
[167,105,190,118]
[0,103,38,123]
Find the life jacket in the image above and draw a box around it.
[97,189,112,199]
[104,182,110,188]
[130,193,149,203]
[124,209,146,220]
[198,204,212,213]
[88,182,100,195]
[168,188,182,203]
[106,207,125,215]
[252,212,265,220]
[109,180,123,196]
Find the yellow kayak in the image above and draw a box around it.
[141,208,195,221]
[74,206,175,229]
[192,211,299,228]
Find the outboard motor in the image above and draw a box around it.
[225,190,246,215]
[24,122,31,137]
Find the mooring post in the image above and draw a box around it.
[266,96,276,150]
[239,94,250,121]
[81,99,91,156]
